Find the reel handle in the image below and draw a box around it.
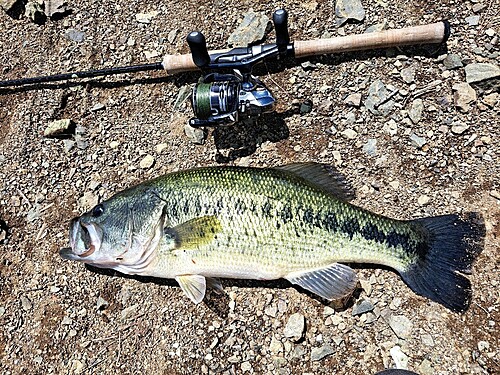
[273,9,290,49]
[162,21,449,74]
[187,31,211,68]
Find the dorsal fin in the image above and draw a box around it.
[275,163,355,201]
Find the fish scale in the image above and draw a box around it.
[61,163,485,311]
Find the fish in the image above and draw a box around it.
[60,163,485,312]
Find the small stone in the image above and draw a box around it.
[482,93,499,108]
[139,155,155,169]
[352,298,374,316]
[44,119,73,137]
[121,304,139,321]
[25,1,45,23]
[451,122,470,135]
[135,11,159,24]
[20,296,32,311]
[109,141,120,149]
[70,359,84,374]
[465,15,480,26]
[63,139,75,152]
[443,54,463,70]
[90,103,105,112]
[383,120,398,136]
[388,315,412,339]
[453,83,477,112]
[400,67,415,84]
[96,296,109,310]
[465,63,500,83]
[344,93,362,107]
[311,344,335,361]
[490,190,500,200]
[477,341,490,351]
[335,0,365,26]
[472,3,486,13]
[390,346,409,369]
[300,100,313,114]
[362,139,377,156]
[240,361,252,372]
[0,306,5,317]
[62,316,73,325]
[284,312,305,342]
[184,124,206,144]
[227,11,270,47]
[78,192,98,210]
[301,61,317,70]
[0,0,19,12]
[65,29,85,43]
[323,306,336,317]
[50,286,60,293]
[144,50,160,59]
[410,133,426,149]
[167,29,178,44]
[156,143,168,154]
[365,80,394,116]
[408,99,424,124]
[365,22,386,33]
[341,129,357,140]
[417,195,430,206]
[418,358,434,375]
[269,336,283,354]
[485,28,496,37]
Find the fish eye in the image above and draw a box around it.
[92,204,104,217]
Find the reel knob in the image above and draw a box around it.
[187,31,211,68]
[273,9,290,49]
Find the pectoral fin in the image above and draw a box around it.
[165,216,222,249]
[175,275,207,304]
[286,263,358,300]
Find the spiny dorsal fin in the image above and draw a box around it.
[285,263,358,301]
[165,216,222,249]
[175,275,206,304]
[275,163,355,201]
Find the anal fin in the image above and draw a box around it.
[285,263,358,301]
[175,275,206,304]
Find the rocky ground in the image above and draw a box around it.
[0,0,499,374]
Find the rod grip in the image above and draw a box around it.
[294,21,449,58]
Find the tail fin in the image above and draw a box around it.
[401,212,485,312]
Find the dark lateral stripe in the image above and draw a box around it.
[322,212,422,253]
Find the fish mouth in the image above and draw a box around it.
[62,218,103,261]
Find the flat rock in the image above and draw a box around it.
[311,344,335,361]
[388,315,412,339]
[64,29,85,43]
[410,133,426,149]
[344,93,362,107]
[417,194,430,206]
[390,346,409,369]
[365,80,395,116]
[465,63,500,83]
[284,312,305,342]
[352,298,375,316]
[408,99,424,124]
[465,15,480,26]
[184,124,206,144]
[227,11,270,47]
[335,0,366,26]
[135,11,158,24]
[453,82,477,112]
[443,54,463,70]
[451,122,470,135]
[44,119,73,137]
[362,139,377,156]
[400,67,415,84]
[341,128,358,140]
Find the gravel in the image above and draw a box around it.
[0,1,498,374]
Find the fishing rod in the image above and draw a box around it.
[0,9,450,128]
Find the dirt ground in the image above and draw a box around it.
[0,0,498,374]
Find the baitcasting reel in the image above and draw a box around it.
[186,9,292,127]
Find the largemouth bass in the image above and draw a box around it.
[60,163,485,312]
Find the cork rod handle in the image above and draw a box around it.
[162,21,449,74]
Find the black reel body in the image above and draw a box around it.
[187,9,291,127]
